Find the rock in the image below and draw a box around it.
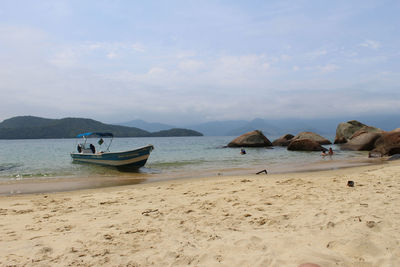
[334,136,347,144]
[369,130,400,156]
[287,139,327,152]
[341,132,382,151]
[227,130,272,147]
[350,126,383,138]
[292,132,331,145]
[334,120,366,144]
[272,134,294,146]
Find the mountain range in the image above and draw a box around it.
[0,116,203,139]
[119,114,400,137]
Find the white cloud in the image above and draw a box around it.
[47,41,146,67]
[178,60,205,72]
[360,40,381,49]
[49,49,78,67]
[0,25,47,44]
[148,67,166,75]
[106,51,118,59]
[176,50,197,59]
[280,54,291,61]
[0,1,398,125]
[319,64,339,73]
[306,49,328,59]
[132,43,145,53]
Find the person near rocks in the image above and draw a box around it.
[321,147,334,157]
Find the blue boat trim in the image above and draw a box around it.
[76,132,114,138]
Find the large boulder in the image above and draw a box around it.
[292,132,331,145]
[272,134,294,146]
[334,120,366,144]
[287,139,327,152]
[349,126,383,139]
[341,132,382,151]
[339,125,384,151]
[369,130,400,157]
[227,130,272,147]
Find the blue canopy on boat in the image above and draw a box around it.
[76,132,114,138]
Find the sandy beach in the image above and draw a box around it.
[1,161,400,266]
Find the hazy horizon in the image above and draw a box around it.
[1,1,399,125]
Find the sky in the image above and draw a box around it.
[0,0,399,125]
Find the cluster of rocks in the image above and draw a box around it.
[334,120,400,157]
[227,120,400,157]
[228,130,330,152]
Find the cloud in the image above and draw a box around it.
[306,49,328,59]
[132,43,145,53]
[360,40,381,49]
[0,25,48,44]
[0,0,399,124]
[178,60,205,72]
[318,64,339,73]
[148,67,166,75]
[49,49,79,67]
[47,41,147,68]
[106,51,118,59]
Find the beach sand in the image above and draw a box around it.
[1,161,400,266]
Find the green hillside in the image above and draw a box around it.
[0,116,202,139]
[150,128,203,137]
[0,116,55,129]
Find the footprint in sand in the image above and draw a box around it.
[38,246,53,255]
[12,209,34,214]
[25,225,42,231]
[55,225,74,232]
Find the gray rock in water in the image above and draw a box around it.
[292,132,331,145]
[228,130,272,147]
[287,139,327,152]
[334,120,366,144]
[341,132,382,151]
[272,134,294,147]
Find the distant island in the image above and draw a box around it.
[0,116,203,139]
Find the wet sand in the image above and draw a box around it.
[1,160,400,266]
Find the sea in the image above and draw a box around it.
[0,136,374,195]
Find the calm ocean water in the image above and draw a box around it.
[0,136,369,183]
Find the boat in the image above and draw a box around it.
[70,132,154,170]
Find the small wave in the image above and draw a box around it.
[149,159,208,168]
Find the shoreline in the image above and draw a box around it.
[1,160,400,266]
[0,156,387,196]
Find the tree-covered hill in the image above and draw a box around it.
[0,116,203,139]
[150,128,203,137]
